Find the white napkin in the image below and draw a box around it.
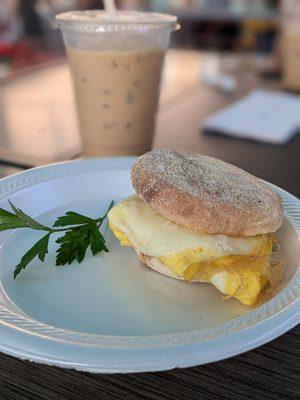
[203,89,300,144]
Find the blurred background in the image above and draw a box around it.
[0,0,299,195]
[0,0,292,73]
[0,0,294,76]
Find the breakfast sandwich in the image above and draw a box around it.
[108,149,285,306]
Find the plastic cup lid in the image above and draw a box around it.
[55,10,179,32]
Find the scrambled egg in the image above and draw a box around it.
[108,195,280,306]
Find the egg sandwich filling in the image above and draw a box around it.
[108,195,283,306]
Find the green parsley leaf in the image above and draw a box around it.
[55,219,109,266]
[13,233,50,279]
[1,200,113,278]
[8,201,49,231]
[101,200,115,220]
[0,208,28,231]
[55,224,92,266]
[90,222,108,255]
[53,211,93,227]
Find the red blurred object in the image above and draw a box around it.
[0,39,55,70]
[0,42,16,57]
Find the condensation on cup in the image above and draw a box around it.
[56,10,179,156]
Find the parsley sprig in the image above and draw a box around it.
[0,201,114,279]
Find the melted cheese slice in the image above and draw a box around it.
[108,195,265,260]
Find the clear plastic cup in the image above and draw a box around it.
[281,6,300,92]
[56,10,179,156]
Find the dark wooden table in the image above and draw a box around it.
[0,51,299,400]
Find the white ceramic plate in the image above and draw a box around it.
[0,157,298,373]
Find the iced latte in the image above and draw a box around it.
[56,11,178,156]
